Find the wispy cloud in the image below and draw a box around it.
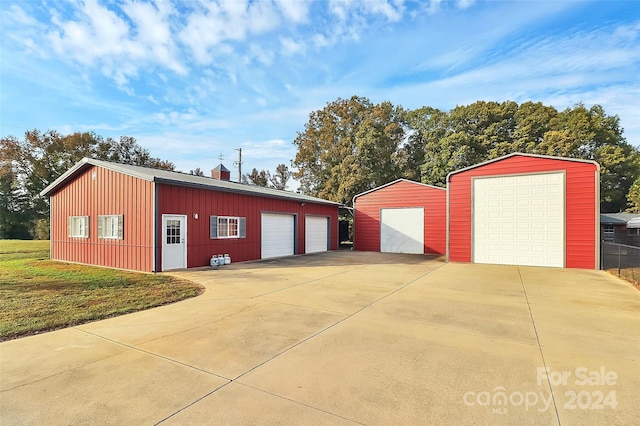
[2,0,638,177]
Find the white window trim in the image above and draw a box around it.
[68,216,89,238]
[98,215,124,240]
[603,225,615,234]
[218,216,239,239]
[210,216,246,239]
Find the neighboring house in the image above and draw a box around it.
[353,179,446,255]
[447,153,600,269]
[41,158,340,272]
[600,213,640,246]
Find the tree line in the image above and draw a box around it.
[292,96,639,212]
[0,129,292,239]
[0,130,174,239]
[3,96,638,239]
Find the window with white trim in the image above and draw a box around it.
[210,216,246,239]
[68,216,89,238]
[603,225,615,235]
[98,215,124,239]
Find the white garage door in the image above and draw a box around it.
[305,216,329,254]
[473,172,565,267]
[380,208,424,254]
[261,213,295,259]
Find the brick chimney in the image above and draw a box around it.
[211,163,231,181]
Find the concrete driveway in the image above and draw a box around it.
[1,252,639,425]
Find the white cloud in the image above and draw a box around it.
[426,0,443,15]
[122,0,186,74]
[274,0,309,23]
[280,37,305,56]
[329,0,405,22]
[246,43,275,66]
[456,0,475,10]
[5,4,39,26]
[179,0,281,64]
[364,0,405,22]
[46,0,186,88]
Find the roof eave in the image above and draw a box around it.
[40,158,91,197]
[152,177,341,206]
[446,152,601,182]
[41,157,341,207]
[353,178,445,203]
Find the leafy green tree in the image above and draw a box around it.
[415,101,638,211]
[292,96,408,205]
[1,129,175,238]
[0,163,32,239]
[557,104,639,212]
[291,97,637,211]
[626,177,640,212]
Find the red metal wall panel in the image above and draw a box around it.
[354,180,446,255]
[50,166,154,271]
[447,155,598,269]
[156,184,339,269]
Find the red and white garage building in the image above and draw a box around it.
[41,158,339,272]
[447,153,600,269]
[353,179,446,255]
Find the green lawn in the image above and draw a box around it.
[0,240,203,341]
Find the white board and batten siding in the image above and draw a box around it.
[305,216,329,254]
[473,172,565,267]
[380,207,424,254]
[261,213,295,259]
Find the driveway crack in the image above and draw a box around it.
[517,266,561,425]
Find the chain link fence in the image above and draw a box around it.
[601,242,640,283]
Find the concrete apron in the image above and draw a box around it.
[1,251,639,425]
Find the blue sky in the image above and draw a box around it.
[1,0,639,184]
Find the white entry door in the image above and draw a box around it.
[473,172,565,267]
[380,207,424,254]
[306,216,329,254]
[162,215,187,271]
[261,213,295,259]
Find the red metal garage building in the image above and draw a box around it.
[353,179,446,255]
[447,153,600,269]
[41,158,339,272]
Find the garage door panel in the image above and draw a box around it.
[261,213,294,259]
[380,208,424,254]
[305,216,328,254]
[473,172,564,268]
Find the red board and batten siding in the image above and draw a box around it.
[156,183,338,269]
[50,166,155,271]
[447,154,599,269]
[354,180,446,255]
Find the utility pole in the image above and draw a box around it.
[234,148,243,183]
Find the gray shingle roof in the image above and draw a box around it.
[40,158,340,206]
[600,213,640,225]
